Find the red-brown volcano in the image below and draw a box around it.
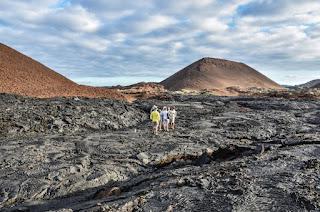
[0,43,125,100]
[161,58,283,92]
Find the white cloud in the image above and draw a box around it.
[0,1,52,25]
[169,0,214,10]
[197,17,228,33]
[0,0,319,86]
[80,38,110,52]
[134,15,178,34]
[61,32,110,52]
[102,10,135,20]
[111,33,127,43]
[171,42,184,56]
[47,5,101,33]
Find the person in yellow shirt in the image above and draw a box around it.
[150,106,160,135]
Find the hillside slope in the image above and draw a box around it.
[161,58,283,91]
[297,79,320,89]
[0,43,125,99]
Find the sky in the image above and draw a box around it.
[0,0,319,86]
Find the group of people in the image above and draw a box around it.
[150,105,177,135]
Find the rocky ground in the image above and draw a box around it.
[0,93,320,211]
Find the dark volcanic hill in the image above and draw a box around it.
[297,79,320,89]
[312,83,320,88]
[161,58,283,91]
[0,43,125,99]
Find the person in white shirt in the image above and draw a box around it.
[160,106,169,132]
[168,106,177,130]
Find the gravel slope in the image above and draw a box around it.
[0,43,125,100]
[161,57,283,92]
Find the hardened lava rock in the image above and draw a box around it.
[1,93,320,211]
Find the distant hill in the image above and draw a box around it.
[297,79,320,89]
[0,43,125,99]
[160,58,283,92]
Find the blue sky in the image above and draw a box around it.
[0,0,319,86]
